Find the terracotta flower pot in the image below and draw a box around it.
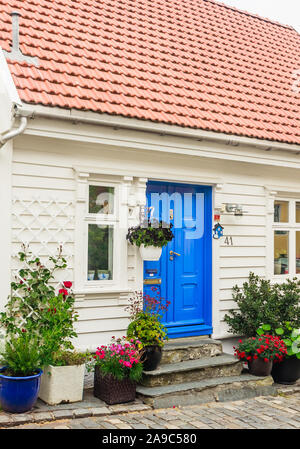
[248,358,273,377]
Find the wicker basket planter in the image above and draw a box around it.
[94,366,136,405]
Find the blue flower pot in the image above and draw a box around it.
[0,367,43,413]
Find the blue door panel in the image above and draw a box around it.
[144,181,212,338]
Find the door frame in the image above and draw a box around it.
[144,180,213,339]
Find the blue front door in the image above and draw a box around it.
[144,181,212,338]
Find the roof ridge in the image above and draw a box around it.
[204,0,295,31]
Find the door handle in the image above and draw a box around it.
[169,251,181,260]
[170,251,181,256]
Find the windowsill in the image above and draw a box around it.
[73,287,132,296]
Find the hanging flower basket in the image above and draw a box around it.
[126,219,174,261]
[139,245,162,261]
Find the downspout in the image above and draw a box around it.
[0,115,27,148]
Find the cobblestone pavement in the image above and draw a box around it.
[5,393,300,430]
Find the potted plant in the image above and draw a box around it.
[126,290,170,371]
[39,350,87,405]
[224,273,300,338]
[89,337,143,405]
[270,322,300,385]
[126,218,174,261]
[233,333,287,377]
[0,334,43,413]
[0,245,87,406]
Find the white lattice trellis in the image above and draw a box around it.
[11,195,75,295]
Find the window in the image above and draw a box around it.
[85,184,117,282]
[273,199,300,276]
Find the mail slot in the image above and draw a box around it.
[143,278,162,285]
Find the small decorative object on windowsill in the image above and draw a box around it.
[233,332,287,377]
[126,218,174,261]
[270,323,300,385]
[88,337,143,405]
[126,290,170,371]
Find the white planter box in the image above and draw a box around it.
[139,245,162,261]
[39,364,85,405]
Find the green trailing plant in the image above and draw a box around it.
[126,218,174,248]
[88,337,143,382]
[0,333,42,377]
[224,272,300,337]
[0,245,79,367]
[125,290,170,348]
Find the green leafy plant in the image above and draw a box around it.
[233,334,287,364]
[0,245,79,367]
[88,337,143,382]
[125,290,170,348]
[224,272,300,337]
[272,322,300,359]
[0,334,42,377]
[51,351,89,367]
[126,219,174,248]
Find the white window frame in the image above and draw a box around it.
[84,181,119,288]
[273,197,300,279]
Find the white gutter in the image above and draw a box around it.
[17,105,300,155]
[0,115,27,148]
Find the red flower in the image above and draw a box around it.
[264,358,269,363]
[59,288,68,297]
[21,328,26,333]
[63,281,72,289]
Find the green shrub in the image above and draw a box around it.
[224,272,300,337]
[0,334,42,377]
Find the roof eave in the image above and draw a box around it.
[17,103,300,155]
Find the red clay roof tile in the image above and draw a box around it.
[0,0,299,144]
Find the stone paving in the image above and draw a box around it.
[2,392,300,430]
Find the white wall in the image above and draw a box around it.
[10,119,300,349]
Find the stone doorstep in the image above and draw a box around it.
[141,354,243,387]
[0,402,152,428]
[161,338,223,365]
[136,375,277,409]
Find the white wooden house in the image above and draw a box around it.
[0,1,299,351]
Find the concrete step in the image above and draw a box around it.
[161,337,222,364]
[140,354,243,387]
[137,374,276,408]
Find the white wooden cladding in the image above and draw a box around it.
[11,138,300,346]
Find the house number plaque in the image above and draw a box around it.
[224,236,234,246]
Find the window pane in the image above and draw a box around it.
[274,231,289,275]
[297,232,300,275]
[296,202,300,224]
[88,224,113,280]
[89,186,114,214]
[274,201,289,223]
